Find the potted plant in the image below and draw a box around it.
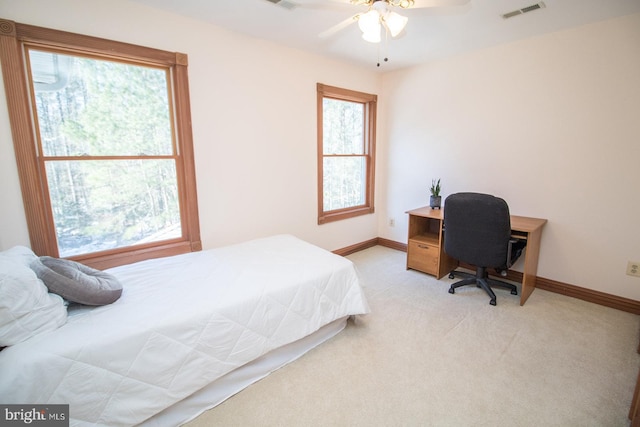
[430,178,441,209]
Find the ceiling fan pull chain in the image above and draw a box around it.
[378,27,389,67]
[384,27,389,64]
[377,26,389,67]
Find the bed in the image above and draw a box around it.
[0,234,370,426]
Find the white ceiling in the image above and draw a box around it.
[129,0,640,71]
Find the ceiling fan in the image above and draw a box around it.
[265,0,469,66]
[318,0,470,42]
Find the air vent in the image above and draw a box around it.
[264,0,298,10]
[502,2,546,19]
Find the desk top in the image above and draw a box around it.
[406,206,547,233]
[510,215,547,233]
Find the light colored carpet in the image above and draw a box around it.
[186,245,639,426]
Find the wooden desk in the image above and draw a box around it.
[406,206,547,306]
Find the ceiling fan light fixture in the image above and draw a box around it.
[389,0,414,8]
[384,11,408,37]
[358,9,381,33]
[362,28,381,43]
[356,0,410,44]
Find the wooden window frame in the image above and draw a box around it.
[0,18,201,269]
[317,83,377,225]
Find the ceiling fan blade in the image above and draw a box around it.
[318,14,360,39]
[292,0,355,10]
[265,0,354,10]
[411,0,470,8]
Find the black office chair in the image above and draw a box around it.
[444,192,523,306]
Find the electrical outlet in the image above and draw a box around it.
[389,218,395,227]
[627,261,640,277]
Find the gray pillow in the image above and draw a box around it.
[31,256,123,306]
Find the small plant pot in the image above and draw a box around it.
[430,195,441,209]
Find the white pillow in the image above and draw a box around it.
[0,247,67,347]
[1,245,39,266]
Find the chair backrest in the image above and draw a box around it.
[443,192,511,268]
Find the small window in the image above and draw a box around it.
[317,83,377,224]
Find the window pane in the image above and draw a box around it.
[29,50,173,157]
[322,98,364,155]
[323,157,366,211]
[45,159,181,257]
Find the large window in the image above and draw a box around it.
[0,19,201,268]
[317,83,377,224]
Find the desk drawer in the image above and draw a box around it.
[407,240,439,275]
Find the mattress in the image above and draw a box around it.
[0,235,370,426]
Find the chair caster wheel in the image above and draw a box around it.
[448,288,455,294]
[449,273,455,279]
[490,299,496,306]
[511,289,518,295]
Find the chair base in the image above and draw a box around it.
[448,266,517,306]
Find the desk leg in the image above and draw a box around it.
[520,228,543,305]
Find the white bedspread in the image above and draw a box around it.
[0,235,369,426]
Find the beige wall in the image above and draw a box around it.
[0,0,382,253]
[2,1,639,301]
[378,13,640,300]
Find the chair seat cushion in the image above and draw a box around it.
[32,256,123,306]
